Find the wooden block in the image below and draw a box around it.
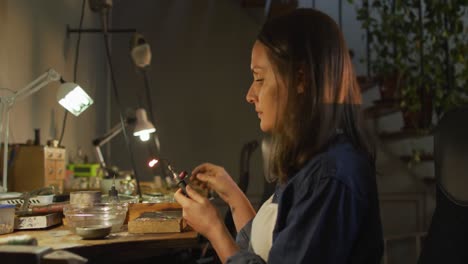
[15,213,62,230]
[128,211,185,234]
[128,202,181,222]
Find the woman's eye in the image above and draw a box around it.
[255,79,264,83]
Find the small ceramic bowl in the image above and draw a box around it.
[75,225,112,239]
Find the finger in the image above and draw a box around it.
[188,177,203,187]
[189,174,197,182]
[191,163,213,176]
[191,163,208,175]
[196,172,212,184]
[185,185,206,204]
[174,188,192,206]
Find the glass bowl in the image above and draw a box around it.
[63,203,128,233]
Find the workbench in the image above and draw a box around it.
[0,225,200,263]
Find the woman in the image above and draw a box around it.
[174,8,383,264]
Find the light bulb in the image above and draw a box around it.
[148,159,159,168]
[139,133,150,141]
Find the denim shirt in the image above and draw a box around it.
[227,137,383,264]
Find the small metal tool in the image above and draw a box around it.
[167,165,188,196]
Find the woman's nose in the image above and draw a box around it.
[246,84,257,104]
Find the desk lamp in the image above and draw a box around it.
[133,108,155,142]
[0,68,93,192]
[92,108,155,200]
[92,108,156,176]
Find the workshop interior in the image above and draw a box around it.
[0,0,467,263]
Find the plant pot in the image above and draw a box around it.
[379,72,403,102]
[402,110,421,129]
[401,88,433,130]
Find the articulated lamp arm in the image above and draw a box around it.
[15,69,61,101]
[92,117,138,178]
[0,69,61,192]
[92,123,126,178]
[0,68,93,192]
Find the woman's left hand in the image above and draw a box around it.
[175,185,241,263]
[174,185,223,240]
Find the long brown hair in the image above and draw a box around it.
[258,9,375,183]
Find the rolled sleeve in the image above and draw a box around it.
[226,250,266,264]
[227,220,266,264]
[235,219,253,251]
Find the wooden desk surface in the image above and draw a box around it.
[1,225,200,263]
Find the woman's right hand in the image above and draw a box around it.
[190,163,241,205]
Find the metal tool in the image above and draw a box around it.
[167,164,188,196]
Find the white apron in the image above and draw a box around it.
[250,195,279,262]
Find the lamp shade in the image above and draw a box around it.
[130,33,151,68]
[133,108,156,141]
[57,82,93,116]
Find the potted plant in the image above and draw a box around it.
[400,0,467,129]
[351,0,467,129]
[350,0,409,102]
[400,80,433,129]
[423,1,468,120]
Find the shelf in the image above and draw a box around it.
[400,153,434,163]
[364,100,400,119]
[379,129,433,141]
[357,75,378,92]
